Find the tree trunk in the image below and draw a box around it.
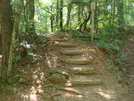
[0,0,13,76]
[66,3,72,29]
[79,11,92,30]
[25,0,35,34]
[112,0,115,24]
[59,0,63,31]
[117,0,125,26]
[50,5,54,32]
[56,0,59,29]
[7,0,24,80]
[78,4,81,25]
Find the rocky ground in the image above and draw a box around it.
[0,31,133,101]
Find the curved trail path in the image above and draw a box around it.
[44,32,131,101]
[0,32,133,101]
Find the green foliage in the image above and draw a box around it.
[95,23,123,53]
[0,77,10,93]
[0,83,10,93]
[18,78,25,83]
[0,63,1,69]
[0,84,4,93]
[14,56,21,61]
[11,56,21,63]
[113,52,129,71]
[69,30,91,44]
[95,23,128,70]
[12,75,25,86]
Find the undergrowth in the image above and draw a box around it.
[69,24,128,71]
[94,24,128,71]
[95,24,124,53]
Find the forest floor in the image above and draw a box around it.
[0,31,134,101]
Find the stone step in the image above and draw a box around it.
[71,79,101,85]
[61,49,83,55]
[69,67,94,74]
[52,38,68,42]
[58,43,76,47]
[65,59,90,65]
[56,99,92,101]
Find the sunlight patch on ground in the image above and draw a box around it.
[45,53,59,68]
[20,93,29,100]
[129,37,134,41]
[66,80,72,86]
[96,88,116,100]
[30,86,37,94]
[73,67,82,70]
[45,54,52,68]
[64,93,83,98]
[22,64,45,101]
[89,48,96,52]
[30,94,38,101]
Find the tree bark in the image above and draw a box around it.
[56,0,59,29]
[79,11,92,30]
[66,3,72,29]
[59,0,63,31]
[50,5,54,32]
[7,0,24,79]
[117,0,125,26]
[78,4,81,25]
[0,0,13,76]
[25,0,35,34]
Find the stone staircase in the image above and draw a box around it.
[49,33,102,100]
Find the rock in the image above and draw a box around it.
[61,49,82,55]
[49,69,61,74]
[47,73,67,84]
[51,38,68,42]
[49,69,69,79]
[58,43,76,47]
[71,79,101,85]
[65,59,90,65]
[69,67,94,74]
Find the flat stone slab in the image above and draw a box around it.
[61,49,83,55]
[71,79,101,85]
[69,67,94,74]
[47,73,67,84]
[58,43,76,47]
[65,59,90,65]
[52,38,68,42]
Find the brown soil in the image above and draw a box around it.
[122,33,134,100]
[0,32,133,101]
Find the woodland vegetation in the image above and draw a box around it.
[0,0,134,82]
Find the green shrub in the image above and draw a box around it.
[95,23,127,70]
[95,23,123,53]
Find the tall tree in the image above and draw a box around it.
[50,5,54,32]
[56,0,60,29]
[0,0,13,76]
[117,0,125,26]
[66,3,73,29]
[59,0,63,31]
[25,0,35,34]
[7,0,24,80]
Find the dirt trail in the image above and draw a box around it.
[0,32,133,101]
[42,32,131,101]
[122,33,134,100]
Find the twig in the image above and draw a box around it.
[49,93,62,101]
[55,87,83,95]
[43,84,54,88]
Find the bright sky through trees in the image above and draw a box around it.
[41,0,51,5]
